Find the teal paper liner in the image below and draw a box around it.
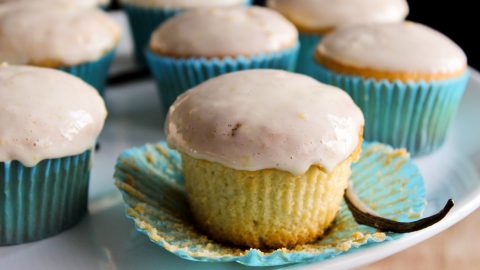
[61,50,116,96]
[0,151,92,245]
[114,142,426,266]
[317,64,470,155]
[296,33,323,78]
[145,44,300,113]
[123,1,252,65]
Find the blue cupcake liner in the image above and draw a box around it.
[60,50,116,96]
[317,64,470,155]
[114,142,426,266]
[0,150,92,245]
[123,1,253,65]
[145,44,300,113]
[296,32,323,78]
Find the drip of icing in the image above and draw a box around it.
[0,65,107,166]
[150,6,298,58]
[317,22,467,75]
[166,69,364,175]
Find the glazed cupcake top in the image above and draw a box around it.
[267,0,409,33]
[0,2,121,67]
[149,6,298,58]
[0,0,108,6]
[0,65,107,167]
[120,0,248,8]
[316,22,467,81]
[166,70,364,175]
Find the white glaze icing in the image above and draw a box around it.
[166,69,364,175]
[0,65,107,167]
[0,2,120,66]
[150,6,298,57]
[120,0,247,8]
[316,22,467,74]
[267,0,408,31]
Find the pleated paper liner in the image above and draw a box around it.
[316,64,470,156]
[145,44,300,114]
[0,150,92,245]
[296,33,323,78]
[114,142,426,266]
[60,50,116,96]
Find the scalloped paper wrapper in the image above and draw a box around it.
[123,1,253,65]
[317,64,470,156]
[296,32,323,78]
[114,142,426,266]
[60,50,116,96]
[145,44,300,113]
[0,151,92,245]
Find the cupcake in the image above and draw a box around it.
[120,0,251,65]
[315,22,469,155]
[0,2,121,95]
[146,6,299,113]
[0,64,107,245]
[166,69,364,248]
[0,0,109,8]
[267,0,409,78]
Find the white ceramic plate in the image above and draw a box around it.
[1,12,480,270]
[1,69,479,270]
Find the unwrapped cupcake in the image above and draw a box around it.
[120,0,251,65]
[146,6,299,113]
[166,69,364,248]
[267,0,409,78]
[0,1,121,95]
[315,22,469,155]
[0,64,107,245]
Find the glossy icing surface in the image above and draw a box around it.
[316,22,467,75]
[0,2,120,66]
[0,65,107,166]
[267,0,408,32]
[150,6,298,58]
[166,69,364,175]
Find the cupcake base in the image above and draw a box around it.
[0,151,92,245]
[145,44,300,113]
[182,152,356,249]
[61,50,116,96]
[316,64,469,155]
[296,33,323,78]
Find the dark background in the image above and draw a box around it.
[253,0,478,69]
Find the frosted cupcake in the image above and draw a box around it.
[267,0,408,78]
[0,0,109,8]
[120,0,250,65]
[166,69,364,248]
[315,22,469,155]
[0,2,121,95]
[0,65,107,245]
[146,6,299,113]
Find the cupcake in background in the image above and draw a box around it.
[0,2,121,95]
[0,64,107,245]
[120,0,251,65]
[0,0,109,8]
[146,6,299,113]
[267,0,409,78]
[166,69,364,248]
[315,22,468,155]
